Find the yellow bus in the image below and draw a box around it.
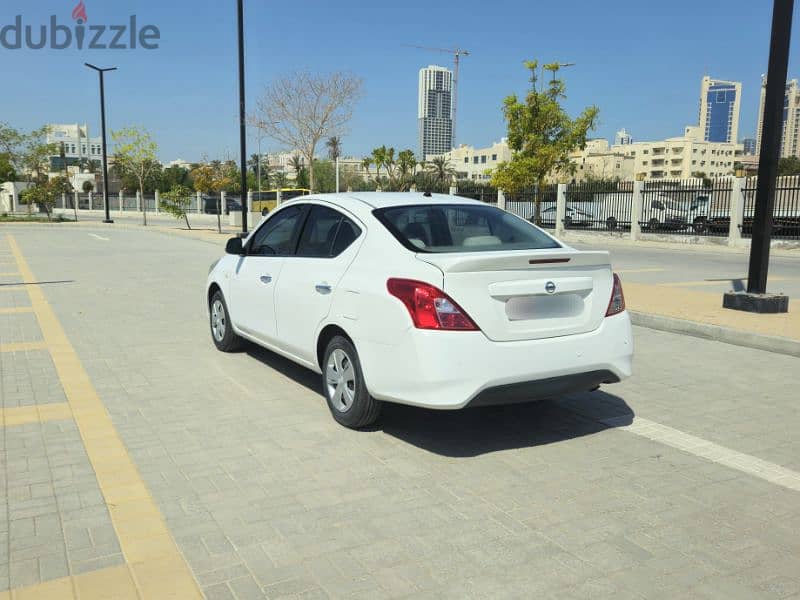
[251,188,311,214]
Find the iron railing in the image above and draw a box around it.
[742,176,800,240]
[639,178,733,237]
[456,183,498,204]
[564,181,633,231]
[505,185,558,229]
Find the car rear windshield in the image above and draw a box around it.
[374,204,561,253]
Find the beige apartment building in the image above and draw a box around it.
[567,139,634,182]
[756,76,800,158]
[611,126,741,180]
[439,139,512,181]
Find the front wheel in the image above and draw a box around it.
[209,291,243,352]
[648,218,660,231]
[692,218,708,234]
[322,336,381,429]
[606,217,618,231]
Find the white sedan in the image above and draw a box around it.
[206,193,633,428]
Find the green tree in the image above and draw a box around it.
[397,149,417,191]
[491,60,599,223]
[288,154,304,182]
[158,165,190,192]
[191,161,233,233]
[273,171,289,189]
[312,159,336,193]
[371,146,387,185]
[159,184,194,229]
[21,176,71,221]
[326,136,341,161]
[0,152,16,182]
[82,180,95,193]
[360,157,372,181]
[112,127,159,226]
[778,157,800,176]
[426,156,455,187]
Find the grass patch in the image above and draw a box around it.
[0,214,75,223]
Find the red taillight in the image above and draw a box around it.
[387,278,479,331]
[606,273,626,317]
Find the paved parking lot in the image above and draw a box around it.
[1,224,800,599]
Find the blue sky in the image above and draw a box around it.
[1,0,796,162]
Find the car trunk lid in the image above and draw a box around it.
[417,249,613,341]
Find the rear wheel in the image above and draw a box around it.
[322,336,381,429]
[692,217,708,234]
[606,216,618,231]
[209,291,243,352]
[648,218,660,231]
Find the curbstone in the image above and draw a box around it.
[630,311,800,358]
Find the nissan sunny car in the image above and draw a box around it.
[206,193,633,428]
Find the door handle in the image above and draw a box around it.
[315,283,332,294]
[260,275,272,284]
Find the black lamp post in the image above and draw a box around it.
[723,0,792,314]
[85,63,117,224]
[237,0,249,234]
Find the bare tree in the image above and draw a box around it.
[251,71,363,193]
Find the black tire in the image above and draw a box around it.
[648,218,660,231]
[606,217,618,231]
[322,336,381,429]
[563,216,573,228]
[692,218,708,234]
[209,290,243,352]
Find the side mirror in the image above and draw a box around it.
[225,237,244,255]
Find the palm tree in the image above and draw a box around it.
[326,136,341,161]
[384,147,396,184]
[273,171,289,189]
[371,146,386,183]
[360,157,372,180]
[288,155,304,186]
[426,156,455,188]
[397,149,417,191]
[248,153,262,175]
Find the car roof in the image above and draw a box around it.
[284,192,487,210]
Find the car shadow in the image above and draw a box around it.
[242,342,634,458]
[378,392,634,457]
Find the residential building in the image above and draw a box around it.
[611,126,742,180]
[434,139,512,182]
[418,65,453,159]
[568,139,635,182]
[0,181,31,213]
[46,124,103,173]
[165,159,193,170]
[264,151,309,182]
[614,128,633,146]
[698,76,742,144]
[756,76,800,158]
[741,138,757,155]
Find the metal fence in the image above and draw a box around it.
[564,181,634,232]
[742,177,800,240]
[505,185,558,229]
[639,178,733,237]
[456,183,498,204]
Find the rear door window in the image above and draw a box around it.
[374,204,560,253]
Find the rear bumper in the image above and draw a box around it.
[357,312,633,409]
[467,370,619,408]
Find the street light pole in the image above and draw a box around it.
[723,0,792,314]
[85,63,116,224]
[237,0,248,234]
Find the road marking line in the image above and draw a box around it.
[0,306,34,314]
[89,233,110,241]
[616,268,667,274]
[601,415,800,492]
[2,402,73,427]
[0,341,48,353]
[6,234,202,599]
